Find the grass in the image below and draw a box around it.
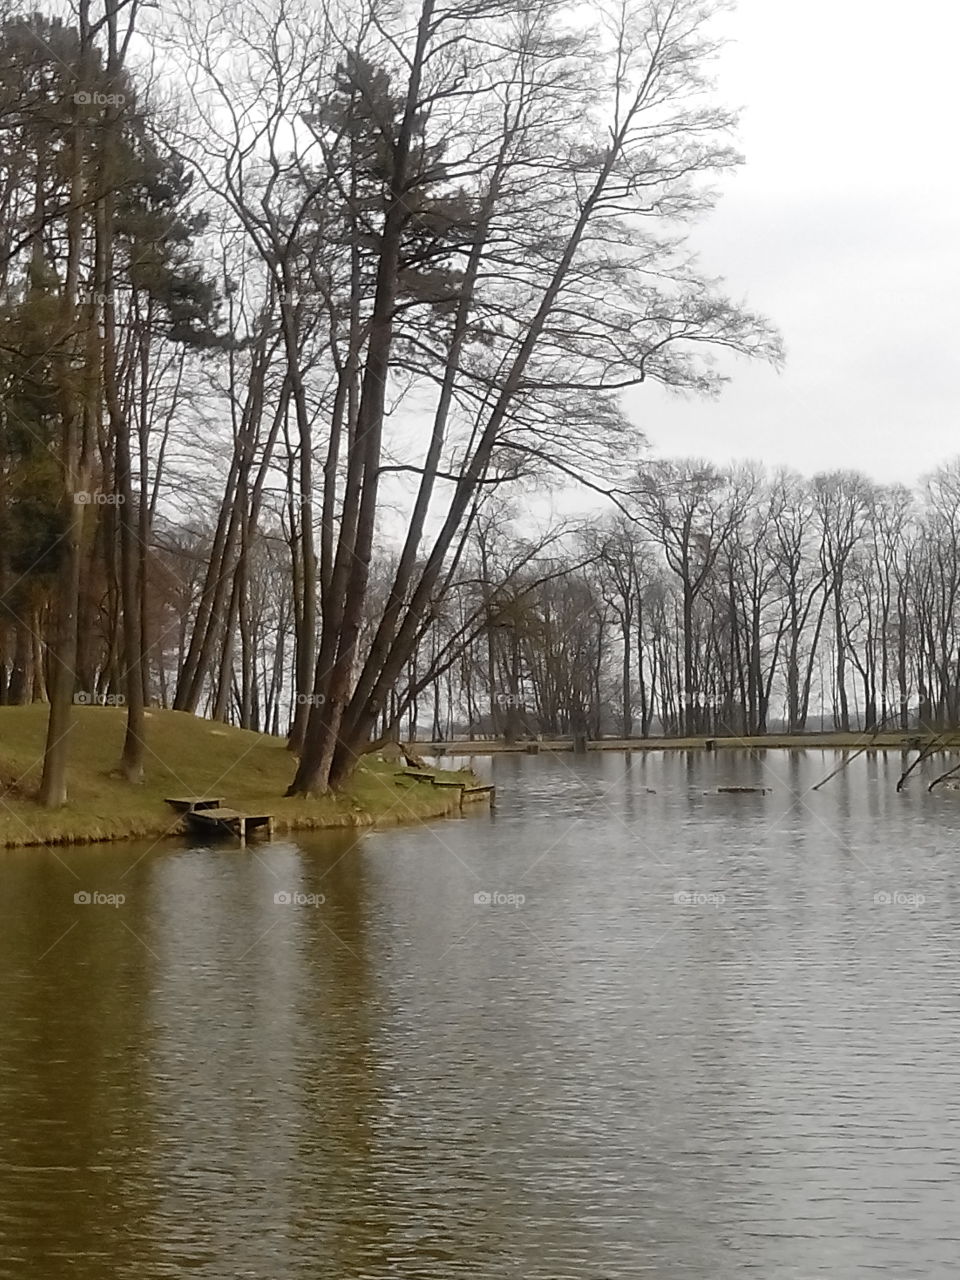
[0,704,477,849]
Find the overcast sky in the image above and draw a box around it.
[627,0,960,485]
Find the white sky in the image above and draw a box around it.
[625,0,960,484]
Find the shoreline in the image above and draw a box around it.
[0,788,486,851]
[0,705,487,851]
[3,706,952,850]
[424,732,960,755]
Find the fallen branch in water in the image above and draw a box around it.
[897,737,945,793]
[928,756,960,792]
[812,711,900,791]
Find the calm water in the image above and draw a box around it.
[3,750,960,1279]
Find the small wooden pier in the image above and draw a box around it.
[164,796,224,814]
[165,796,274,846]
[462,784,495,804]
[393,771,495,810]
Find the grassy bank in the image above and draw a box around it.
[0,705,476,849]
[426,731,960,754]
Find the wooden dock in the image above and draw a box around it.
[393,772,495,810]
[183,807,273,846]
[165,797,273,846]
[463,784,496,803]
[164,795,224,813]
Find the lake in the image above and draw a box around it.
[3,749,960,1278]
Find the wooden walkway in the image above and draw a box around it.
[165,797,273,846]
[463,784,496,802]
[394,771,495,809]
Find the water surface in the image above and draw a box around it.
[3,749,960,1278]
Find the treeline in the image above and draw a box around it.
[366,461,960,742]
[7,454,959,749]
[0,0,784,803]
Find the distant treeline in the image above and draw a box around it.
[397,462,960,742]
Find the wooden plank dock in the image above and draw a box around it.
[463,784,495,803]
[164,796,225,813]
[183,807,274,847]
[165,797,273,846]
[394,772,495,810]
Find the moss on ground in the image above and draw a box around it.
[0,705,476,849]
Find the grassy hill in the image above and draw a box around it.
[0,705,472,848]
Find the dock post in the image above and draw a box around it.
[239,818,246,848]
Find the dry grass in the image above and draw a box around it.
[0,705,476,849]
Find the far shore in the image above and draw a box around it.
[5,709,954,851]
[422,731,960,755]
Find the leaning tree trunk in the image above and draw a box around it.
[102,196,145,778]
[39,23,96,807]
[287,0,437,796]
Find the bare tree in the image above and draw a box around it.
[289,0,779,793]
